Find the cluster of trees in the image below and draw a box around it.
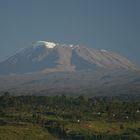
[0,92,140,139]
[0,92,140,121]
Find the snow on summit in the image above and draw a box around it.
[33,41,56,48]
[100,49,107,52]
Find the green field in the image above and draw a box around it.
[0,121,140,140]
[0,124,58,140]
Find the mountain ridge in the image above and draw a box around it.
[0,41,137,75]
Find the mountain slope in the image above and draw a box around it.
[0,41,139,96]
[0,41,136,75]
[0,70,140,96]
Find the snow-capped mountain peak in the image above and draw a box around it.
[33,41,56,49]
[0,41,137,75]
[100,49,108,52]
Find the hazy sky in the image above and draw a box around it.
[0,0,140,65]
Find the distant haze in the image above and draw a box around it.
[0,0,140,65]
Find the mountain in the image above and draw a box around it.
[0,41,139,96]
[0,41,136,75]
